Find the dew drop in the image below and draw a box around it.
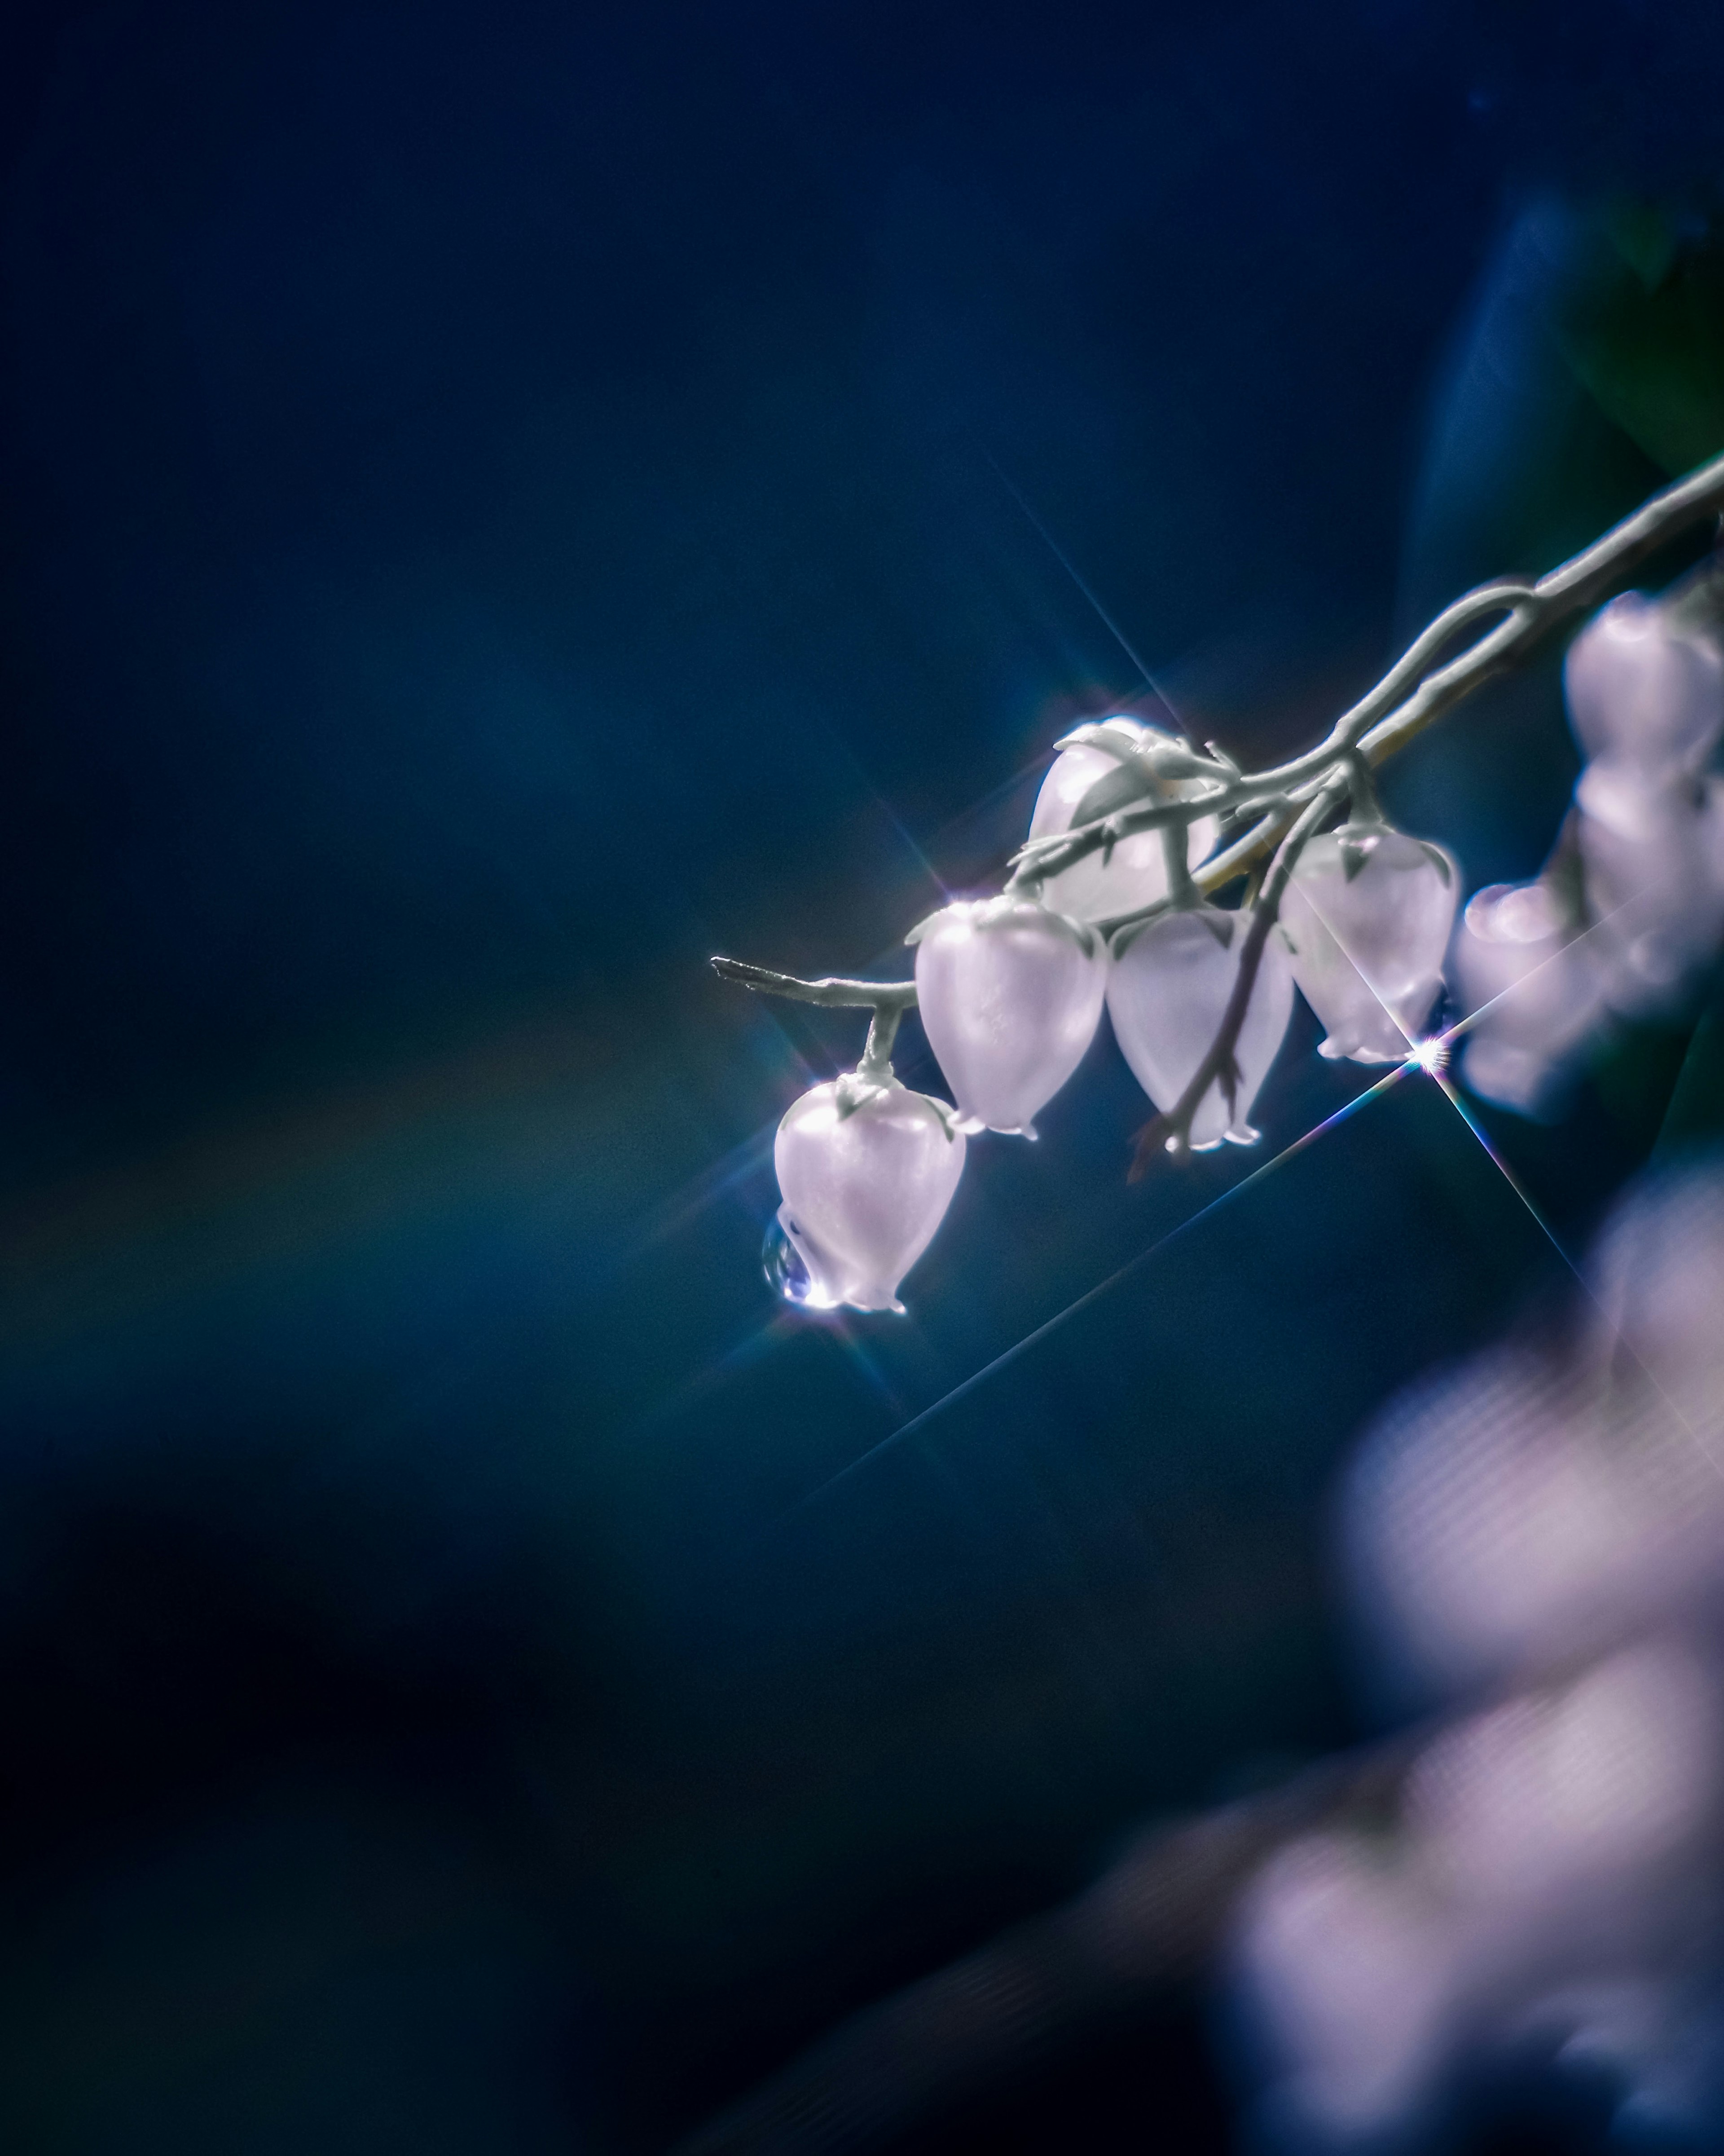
[762,1214,814,1305]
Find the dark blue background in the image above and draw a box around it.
[2,3,1723,2148]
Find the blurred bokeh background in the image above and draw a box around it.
[4,2,1724,2149]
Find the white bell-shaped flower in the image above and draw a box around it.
[773,1076,965,1314]
[910,895,1107,1135]
[1575,761,1724,1017]
[1450,881,1605,1114]
[1564,592,1724,785]
[1027,716,1221,923]
[1279,826,1460,1063]
[1107,905,1294,1148]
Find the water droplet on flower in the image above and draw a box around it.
[774,1084,966,1310]
[762,1214,813,1305]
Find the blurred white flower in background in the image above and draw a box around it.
[1565,592,1724,786]
[1233,1163,1724,2150]
[1455,574,1724,1114]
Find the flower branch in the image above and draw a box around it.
[712,450,1724,1314]
[1016,447,1724,913]
[709,957,918,1076]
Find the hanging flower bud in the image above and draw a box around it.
[1278,826,1460,1063]
[1564,592,1724,785]
[1574,761,1724,1018]
[771,1076,966,1313]
[910,896,1107,1135]
[1107,905,1294,1149]
[1449,880,1604,1114]
[1026,716,1221,923]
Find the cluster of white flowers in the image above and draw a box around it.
[1235,1165,1724,2149]
[1455,583,1724,1112]
[748,532,1724,1319]
[765,710,1464,1314]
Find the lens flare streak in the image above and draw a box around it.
[783,1057,1422,1521]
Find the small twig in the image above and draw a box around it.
[1338,745,1386,828]
[710,958,919,1012]
[1127,782,1345,1177]
[1158,811,1196,911]
[710,957,918,1084]
[715,448,1724,1178]
[1014,446,1724,901]
[858,1003,904,1078]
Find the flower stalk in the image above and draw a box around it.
[713,450,1724,1266]
[1127,780,1345,1173]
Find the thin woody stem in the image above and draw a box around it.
[709,957,916,1080]
[709,958,918,1011]
[1127,781,1345,1177]
[1017,447,1724,901]
[859,1002,904,1076]
[713,450,1724,1171]
[1159,813,1196,909]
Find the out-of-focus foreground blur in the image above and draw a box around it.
[1240,1164,1724,2150]
[4,4,1724,2152]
